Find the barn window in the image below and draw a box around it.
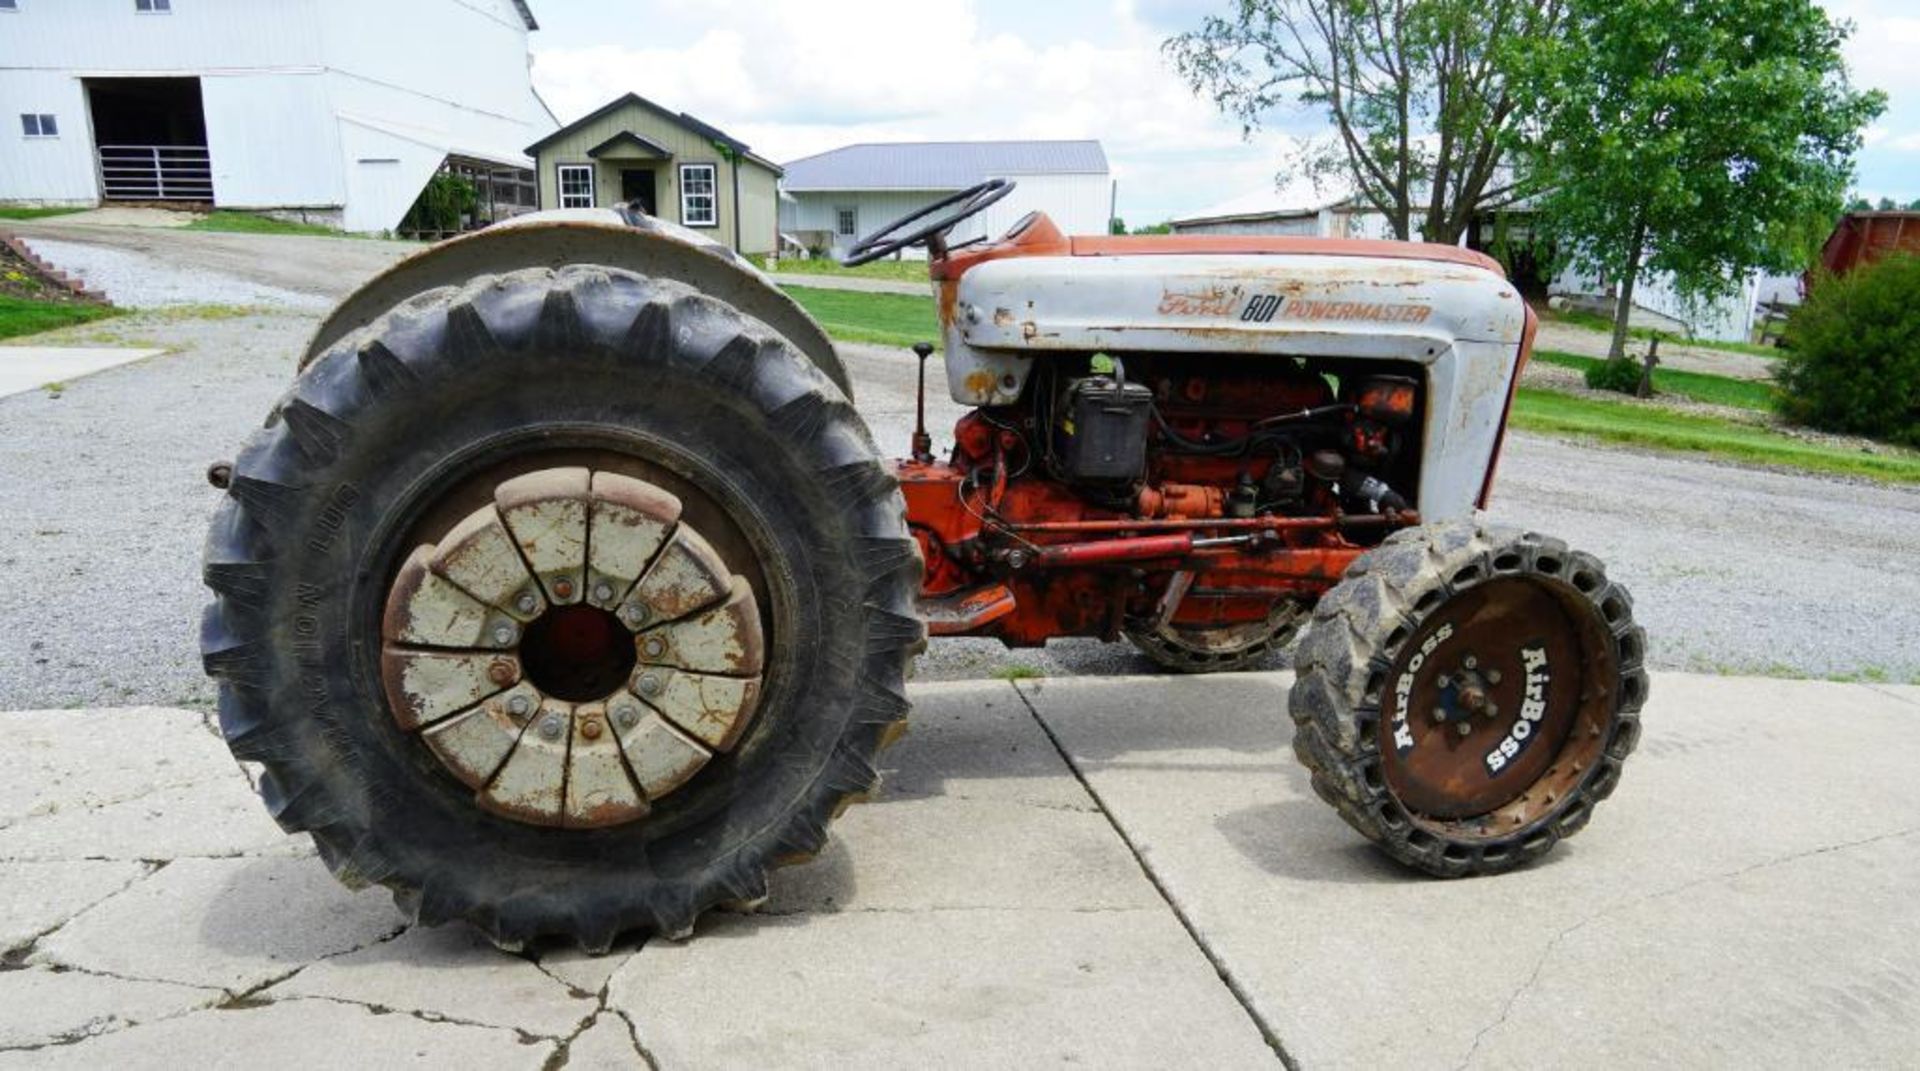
[557,164,595,209]
[679,164,717,227]
[835,206,857,237]
[20,114,57,138]
[135,0,172,11]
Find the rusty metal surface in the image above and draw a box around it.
[634,578,764,676]
[496,468,592,607]
[296,211,852,400]
[1378,576,1614,825]
[629,666,760,752]
[430,506,547,623]
[586,471,680,613]
[379,647,520,730]
[380,466,766,829]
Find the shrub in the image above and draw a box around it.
[1776,255,1920,447]
[1584,357,1645,395]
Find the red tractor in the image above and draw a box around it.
[203,181,1646,950]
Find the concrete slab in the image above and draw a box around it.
[0,346,165,400]
[33,855,405,996]
[1019,671,1920,1069]
[0,967,220,1050]
[610,910,1278,1070]
[561,1012,651,1068]
[0,707,289,861]
[0,859,150,951]
[269,924,592,1038]
[761,684,1149,915]
[0,996,547,1070]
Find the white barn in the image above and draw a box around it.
[779,140,1111,259]
[0,0,556,233]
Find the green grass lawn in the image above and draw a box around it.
[183,211,346,237]
[780,285,939,349]
[0,207,86,221]
[0,296,124,341]
[1530,349,1778,410]
[1511,388,1920,483]
[1544,306,1784,359]
[753,254,932,283]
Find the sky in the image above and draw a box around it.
[526,0,1919,225]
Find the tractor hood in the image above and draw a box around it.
[950,252,1527,364]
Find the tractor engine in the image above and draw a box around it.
[899,353,1424,647]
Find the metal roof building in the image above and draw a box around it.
[779,140,1111,259]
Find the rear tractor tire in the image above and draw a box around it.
[201,265,924,949]
[1288,521,1646,876]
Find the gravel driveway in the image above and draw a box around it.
[1,231,1915,710]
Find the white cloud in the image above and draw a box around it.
[530,0,1294,223]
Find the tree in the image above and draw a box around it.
[1110,216,1128,234]
[1509,0,1885,360]
[1166,0,1560,243]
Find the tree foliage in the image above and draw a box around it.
[1166,0,1560,243]
[1776,255,1920,447]
[1507,0,1885,358]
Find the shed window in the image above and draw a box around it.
[0,2,19,12]
[835,206,857,237]
[680,164,717,227]
[557,164,595,209]
[20,114,57,138]
[135,0,171,11]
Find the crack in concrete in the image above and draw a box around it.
[271,992,554,1046]
[535,946,657,1070]
[1,859,161,960]
[1010,680,1296,1070]
[1453,825,1920,1069]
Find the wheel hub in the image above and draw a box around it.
[1377,576,1611,822]
[379,467,765,829]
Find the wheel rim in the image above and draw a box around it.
[1134,602,1305,664]
[1376,575,1615,826]
[379,466,765,829]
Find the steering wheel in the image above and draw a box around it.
[841,179,1016,266]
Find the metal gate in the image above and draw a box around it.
[96,144,212,202]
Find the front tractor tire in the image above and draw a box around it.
[1289,522,1647,876]
[201,266,923,949]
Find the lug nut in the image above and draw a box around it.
[553,578,575,600]
[491,623,517,646]
[1464,655,1478,669]
[1486,669,1502,685]
[1455,722,1473,737]
[515,592,538,614]
[580,718,603,741]
[620,603,649,627]
[636,672,662,697]
[507,694,531,717]
[613,704,639,729]
[487,659,516,685]
[1436,673,1452,689]
[592,582,614,603]
[538,714,564,740]
[640,636,666,659]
